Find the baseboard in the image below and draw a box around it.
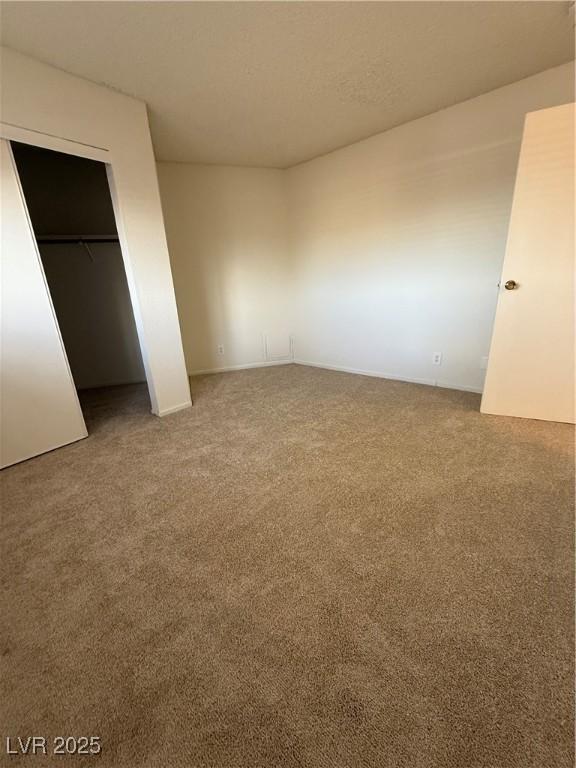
[186,357,483,395]
[293,359,483,394]
[189,360,293,376]
[436,381,484,394]
[293,359,435,387]
[155,400,193,417]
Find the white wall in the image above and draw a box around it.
[7,49,569,399]
[157,164,292,374]
[1,47,191,415]
[286,63,574,392]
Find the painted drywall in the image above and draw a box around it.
[157,164,292,374]
[11,142,145,390]
[1,47,190,415]
[7,49,566,398]
[286,63,574,393]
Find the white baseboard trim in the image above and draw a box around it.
[155,400,193,417]
[189,360,293,376]
[293,359,435,387]
[293,359,483,394]
[436,381,484,394]
[184,357,483,395]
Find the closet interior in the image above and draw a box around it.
[11,141,148,427]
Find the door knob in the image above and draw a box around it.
[504,280,518,290]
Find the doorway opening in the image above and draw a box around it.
[11,141,150,430]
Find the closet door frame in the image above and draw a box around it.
[0,121,155,414]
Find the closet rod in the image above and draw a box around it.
[36,235,119,244]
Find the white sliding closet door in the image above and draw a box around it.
[1,139,87,468]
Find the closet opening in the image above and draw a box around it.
[11,141,149,430]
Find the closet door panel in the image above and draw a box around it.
[481,104,575,423]
[1,139,87,468]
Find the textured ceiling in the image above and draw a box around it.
[0,2,573,168]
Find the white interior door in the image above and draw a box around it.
[1,139,87,468]
[481,103,575,424]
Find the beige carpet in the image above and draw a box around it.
[1,365,574,768]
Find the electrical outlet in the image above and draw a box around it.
[217,344,224,355]
[432,352,442,366]
[480,356,489,370]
